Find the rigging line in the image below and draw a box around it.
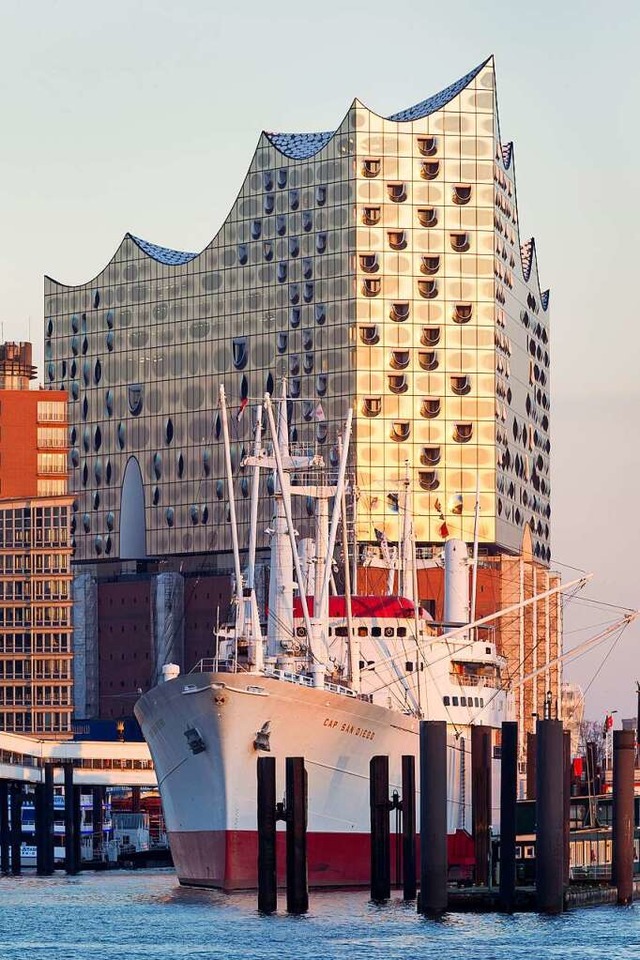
[566,595,638,614]
[404,619,463,735]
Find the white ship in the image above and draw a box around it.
[134,388,582,890]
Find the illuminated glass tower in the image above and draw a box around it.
[45,56,549,572]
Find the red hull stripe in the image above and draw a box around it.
[169,829,475,891]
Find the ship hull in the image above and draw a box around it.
[135,672,481,890]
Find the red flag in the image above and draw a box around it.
[236,397,248,422]
[439,521,449,538]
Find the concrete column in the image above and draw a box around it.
[612,729,635,905]
[536,719,565,914]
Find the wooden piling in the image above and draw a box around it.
[526,732,536,800]
[370,755,390,902]
[471,725,492,886]
[0,780,10,873]
[73,786,83,873]
[285,757,308,914]
[418,720,448,915]
[612,729,635,905]
[536,719,565,914]
[92,786,105,861]
[402,755,416,901]
[257,756,277,914]
[498,721,518,912]
[43,763,55,874]
[563,731,571,887]
[9,782,22,875]
[64,761,78,875]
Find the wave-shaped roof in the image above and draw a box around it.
[265,131,335,160]
[266,58,490,160]
[387,58,488,122]
[129,233,198,265]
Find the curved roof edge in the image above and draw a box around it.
[501,142,513,169]
[520,237,550,310]
[264,57,492,160]
[128,233,198,266]
[387,57,491,122]
[264,130,335,160]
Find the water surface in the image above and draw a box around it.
[0,870,637,960]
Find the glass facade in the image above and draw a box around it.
[44,57,550,567]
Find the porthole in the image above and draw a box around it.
[362,158,381,177]
[359,324,379,345]
[106,512,114,531]
[450,232,470,253]
[453,303,473,323]
[390,421,410,442]
[387,230,406,251]
[362,206,381,226]
[117,423,126,449]
[93,425,102,451]
[417,208,438,228]
[388,375,408,395]
[421,398,441,419]
[420,326,440,346]
[390,302,409,322]
[420,256,440,275]
[418,351,438,371]
[165,418,174,444]
[362,278,381,297]
[452,184,472,205]
[387,182,407,202]
[153,453,162,479]
[177,453,184,478]
[360,253,379,273]
[421,446,441,466]
[418,470,439,491]
[418,279,438,299]
[362,397,382,417]
[420,161,440,180]
[453,422,473,443]
[451,375,471,396]
[166,508,175,527]
[389,350,410,370]
[417,136,437,156]
[232,337,248,369]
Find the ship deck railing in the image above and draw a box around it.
[189,659,371,702]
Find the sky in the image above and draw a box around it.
[0,0,638,722]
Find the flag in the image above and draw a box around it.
[236,397,248,422]
[315,402,325,421]
[450,493,464,515]
[439,521,449,538]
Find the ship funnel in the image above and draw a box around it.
[162,663,181,682]
[443,538,470,631]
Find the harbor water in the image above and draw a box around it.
[0,870,638,960]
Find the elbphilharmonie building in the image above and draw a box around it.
[44,57,555,723]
